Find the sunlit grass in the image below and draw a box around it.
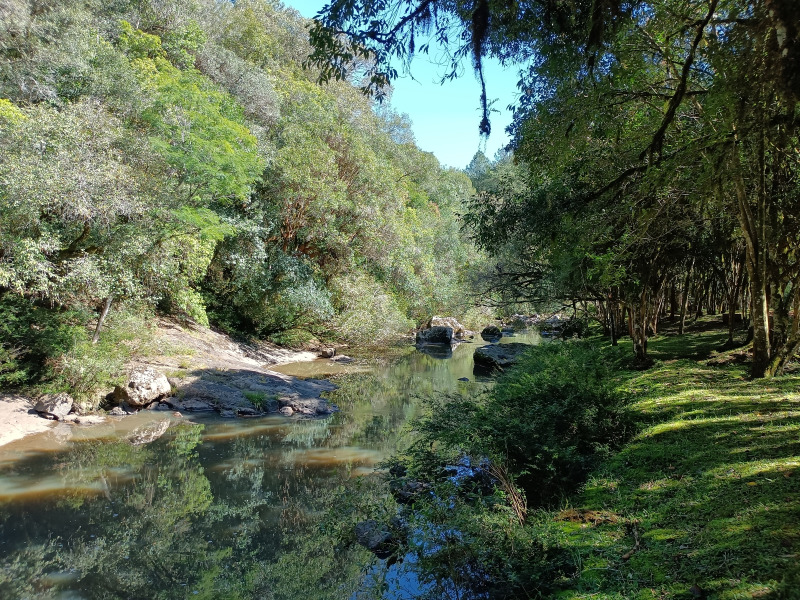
[555,323,800,599]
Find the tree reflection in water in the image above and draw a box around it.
[0,334,540,599]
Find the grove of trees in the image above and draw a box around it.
[312,0,800,377]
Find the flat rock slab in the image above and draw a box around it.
[0,394,55,447]
[473,343,530,374]
[166,369,338,418]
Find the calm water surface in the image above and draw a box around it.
[0,332,539,599]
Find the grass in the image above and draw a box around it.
[551,322,800,599]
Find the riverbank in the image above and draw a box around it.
[0,318,328,449]
[554,331,800,598]
[375,321,800,598]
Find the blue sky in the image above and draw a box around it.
[281,0,522,169]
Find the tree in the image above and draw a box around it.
[310,0,800,375]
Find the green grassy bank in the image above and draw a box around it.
[553,329,800,599]
[386,322,800,599]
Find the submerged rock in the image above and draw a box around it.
[114,368,171,408]
[331,354,354,363]
[416,325,454,345]
[354,520,395,559]
[473,343,530,374]
[34,393,74,420]
[76,415,105,425]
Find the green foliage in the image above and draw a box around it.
[46,307,155,405]
[412,341,632,505]
[0,293,86,386]
[118,20,165,61]
[242,390,267,408]
[161,20,207,69]
[403,497,573,599]
[130,36,264,205]
[0,98,24,124]
[329,272,414,344]
[267,328,315,348]
[0,0,483,398]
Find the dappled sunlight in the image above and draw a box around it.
[558,353,800,598]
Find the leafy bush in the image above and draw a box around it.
[403,497,573,599]
[0,293,86,386]
[329,272,414,345]
[45,307,154,407]
[267,328,315,348]
[413,340,632,505]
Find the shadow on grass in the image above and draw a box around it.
[558,360,800,599]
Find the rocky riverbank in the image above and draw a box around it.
[0,319,341,448]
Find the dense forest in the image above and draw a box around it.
[0,0,486,398]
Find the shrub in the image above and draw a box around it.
[45,307,155,407]
[413,340,632,506]
[329,272,414,345]
[0,293,86,386]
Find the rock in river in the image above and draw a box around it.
[34,393,74,420]
[480,325,503,341]
[473,343,530,374]
[415,325,454,345]
[354,520,395,559]
[114,367,171,408]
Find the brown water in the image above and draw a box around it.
[0,332,539,599]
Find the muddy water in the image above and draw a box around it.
[0,332,539,599]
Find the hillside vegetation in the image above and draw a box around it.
[0,0,483,401]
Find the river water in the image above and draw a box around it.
[0,332,539,599]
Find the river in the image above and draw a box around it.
[0,331,540,599]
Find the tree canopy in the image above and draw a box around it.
[311,0,800,376]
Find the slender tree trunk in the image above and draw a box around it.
[92,296,113,345]
[669,283,678,319]
[609,306,618,346]
[731,133,771,377]
[679,260,694,335]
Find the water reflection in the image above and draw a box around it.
[0,332,540,599]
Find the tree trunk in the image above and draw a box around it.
[731,133,771,378]
[679,260,694,335]
[92,296,114,344]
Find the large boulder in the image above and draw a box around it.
[429,316,471,338]
[480,325,503,341]
[473,343,530,374]
[416,325,454,345]
[114,368,171,408]
[34,393,74,420]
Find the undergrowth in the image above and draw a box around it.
[378,325,800,599]
[0,293,155,408]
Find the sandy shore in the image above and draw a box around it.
[0,394,55,447]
